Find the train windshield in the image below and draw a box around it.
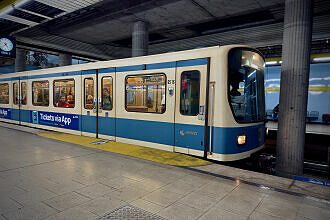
[228,48,265,123]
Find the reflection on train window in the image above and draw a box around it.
[54,79,75,108]
[13,83,19,105]
[126,74,166,113]
[84,78,94,109]
[228,49,265,122]
[21,82,27,105]
[102,77,113,110]
[0,83,9,104]
[180,70,200,116]
[32,81,49,106]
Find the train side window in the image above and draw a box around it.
[13,83,19,105]
[180,70,200,116]
[0,83,9,104]
[84,78,94,109]
[32,81,49,106]
[102,77,113,110]
[21,82,27,105]
[125,73,166,113]
[53,79,75,108]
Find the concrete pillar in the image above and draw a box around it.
[276,0,313,176]
[15,48,26,72]
[59,53,72,66]
[132,21,149,57]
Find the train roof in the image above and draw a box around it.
[0,45,251,79]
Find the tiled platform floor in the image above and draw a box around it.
[0,123,329,220]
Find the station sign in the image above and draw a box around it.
[0,36,16,58]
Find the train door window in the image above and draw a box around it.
[32,81,49,106]
[180,70,200,116]
[21,82,27,105]
[13,83,19,105]
[102,77,113,110]
[84,78,94,109]
[125,74,166,113]
[0,83,9,104]
[53,79,75,108]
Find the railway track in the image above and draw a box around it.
[221,131,330,180]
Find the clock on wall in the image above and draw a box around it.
[0,36,16,58]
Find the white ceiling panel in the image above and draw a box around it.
[60,17,133,43]
[36,0,103,13]
[255,0,285,8]
[1,14,38,26]
[194,0,261,17]
[135,0,213,30]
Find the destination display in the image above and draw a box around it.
[32,111,79,130]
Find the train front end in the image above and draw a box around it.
[210,47,266,161]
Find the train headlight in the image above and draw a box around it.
[237,135,246,145]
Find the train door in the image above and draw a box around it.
[81,70,98,137]
[174,58,210,156]
[20,79,28,124]
[11,79,20,124]
[97,68,116,140]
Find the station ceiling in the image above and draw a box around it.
[1,0,330,60]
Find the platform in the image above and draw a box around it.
[0,122,329,220]
[266,121,330,135]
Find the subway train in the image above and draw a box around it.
[265,61,330,124]
[0,45,266,161]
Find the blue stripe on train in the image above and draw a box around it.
[98,116,116,136]
[116,118,174,146]
[117,65,145,72]
[177,58,208,67]
[21,109,31,123]
[0,108,265,155]
[11,109,20,121]
[99,68,115,74]
[81,115,96,133]
[21,71,81,80]
[146,61,176,70]
[175,123,205,151]
[211,124,265,154]
[81,70,97,75]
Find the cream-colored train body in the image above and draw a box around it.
[0,45,265,161]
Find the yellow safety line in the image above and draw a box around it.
[308,86,330,92]
[38,132,212,167]
[265,57,282,62]
[265,86,330,92]
[265,87,280,92]
[265,53,330,62]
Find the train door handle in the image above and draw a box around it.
[198,104,205,120]
[98,97,102,113]
[93,98,97,113]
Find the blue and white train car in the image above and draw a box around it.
[0,45,266,161]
